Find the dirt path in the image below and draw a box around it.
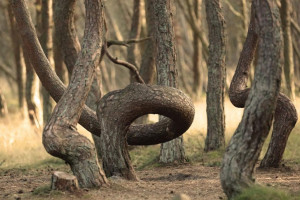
[1,163,300,200]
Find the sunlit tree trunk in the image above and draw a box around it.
[23,49,41,128]
[152,0,186,164]
[7,5,25,112]
[39,0,54,124]
[192,0,202,97]
[281,0,295,101]
[204,0,226,152]
[128,0,141,82]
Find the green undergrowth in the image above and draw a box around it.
[234,185,300,200]
[129,133,225,169]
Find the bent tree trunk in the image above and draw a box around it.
[204,0,226,152]
[228,1,297,168]
[43,0,107,188]
[53,0,103,160]
[221,0,282,198]
[11,0,108,188]
[98,83,194,179]
[12,0,193,161]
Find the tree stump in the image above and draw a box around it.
[51,171,79,191]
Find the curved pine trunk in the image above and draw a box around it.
[97,83,194,179]
[221,0,283,198]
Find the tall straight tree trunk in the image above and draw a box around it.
[204,0,226,152]
[128,0,141,82]
[7,5,25,111]
[152,0,185,163]
[192,0,202,97]
[134,0,156,124]
[23,49,41,128]
[140,0,156,85]
[281,0,295,101]
[40,0,54,124]
[221,0,282,198]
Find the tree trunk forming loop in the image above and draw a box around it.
[228,0,297,169]
[97,83,195,180]
[11,0,194,150]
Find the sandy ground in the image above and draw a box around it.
[1,162,300,200]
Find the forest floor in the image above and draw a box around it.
[0,159,300,200]
[1,99,300,199]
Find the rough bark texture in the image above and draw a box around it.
[53,0,103,159]
[152,0,185,163]
[221,0,282,198]
[204,0,226,152]
[281,0,295,101]
[12,0,192,149]
[228,2,297,169]
[97,83,194,179]
[40,0,54,124]
[11,0,109,188]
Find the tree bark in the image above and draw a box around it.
[151,0,185,164]
[6,0,108,188]
[221,0,282,198]
[281,0,295,101]
[53,0,103,160]
[98,83,194,179]
[40,0,54,124]
[204,0,226,152]
[139,0,156,85]
[23,49,41,128]
[12,0,193,149]
[228,1,297,169]
[128,0,141,82]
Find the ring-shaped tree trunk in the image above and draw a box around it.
[97,83,195,180]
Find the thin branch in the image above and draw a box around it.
[105,50,145,84]
[291,18,300,36]
[107,37,151,47]
[223,0,244,20]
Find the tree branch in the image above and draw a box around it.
[105,49,145,84]
[291,18,300,36]
[107,37,150,47]
[223,0,244,20]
